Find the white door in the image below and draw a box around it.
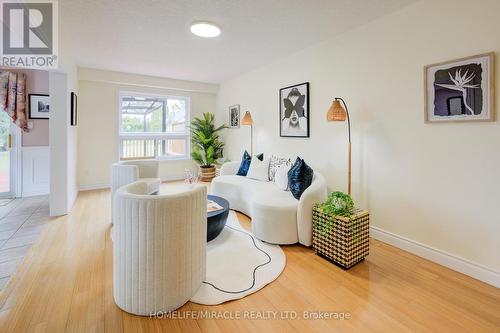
[0,111,19,198]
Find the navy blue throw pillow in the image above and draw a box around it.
[236,150,264,176]
[288,157,314,200]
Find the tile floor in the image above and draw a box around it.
[0,195,49,292]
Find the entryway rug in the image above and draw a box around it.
[190,210,286,305]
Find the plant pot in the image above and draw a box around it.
[199,165,216,182]
[312,206,370,269]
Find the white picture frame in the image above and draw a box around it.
[424,53,495,123]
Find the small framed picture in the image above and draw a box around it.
[424,52,495,123]
[279,82,309,137]
[29,94,50,119]
[229,104,240,128]
[71,92,77,126]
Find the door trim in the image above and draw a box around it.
[0,121,21,199]
[13,124,22,197]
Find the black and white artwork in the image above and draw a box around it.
[29,94,50,119]
[425,53,494,122]
[279,82,309,137]
[229,104,240,128]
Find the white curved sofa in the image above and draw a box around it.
[113,181,207,315]
[211,161,327,246]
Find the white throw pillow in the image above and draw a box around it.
[268,155,292,181]
[274,164,291,190]
[246,158,270,182]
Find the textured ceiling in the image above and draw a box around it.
[60,0,417,83]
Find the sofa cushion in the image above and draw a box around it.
[247,158,270,181]
[269,155,292,181]
[236,150,264,176]
[274,164,291,190]
[288,157,314,200]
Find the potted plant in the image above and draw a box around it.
[190,112,227,182]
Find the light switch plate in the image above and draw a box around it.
[27,121,33,129]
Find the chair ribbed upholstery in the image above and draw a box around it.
[111,160,160,224]
[113,181,207,315]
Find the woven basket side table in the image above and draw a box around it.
[312,207,369,269]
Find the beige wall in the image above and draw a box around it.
[21,69,50,146]
[216,0,500,274]
[0,68,50,146]
[78,68,218,188]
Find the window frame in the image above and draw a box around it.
[117,91,191,161]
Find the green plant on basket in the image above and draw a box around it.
[318,191,354,217]
[190,112,228,168]
[315,191,356,237]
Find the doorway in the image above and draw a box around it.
[0,111,19,198]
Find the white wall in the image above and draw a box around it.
[49,63,78,216]
[49,71,68,216]
[77,68,218,189]
[48,7,80,216]
[66,63,79,211]
[216,0,500,284]
[22,146,50,197]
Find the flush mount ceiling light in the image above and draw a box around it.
[190,21,221,38]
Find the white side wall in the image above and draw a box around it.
[49,64,78,216]
[216,0,500,284]
[49,71,68,216]
[66,64,79,211]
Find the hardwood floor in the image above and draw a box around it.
[0,187,499,332]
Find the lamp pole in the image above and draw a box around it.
[335,97,352,195]
[250,124,253,155]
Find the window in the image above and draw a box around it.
[119,92,190,160]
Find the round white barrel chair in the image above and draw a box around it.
[113,180,207,315]
[111,160,160,224]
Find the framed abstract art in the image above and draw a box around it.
[279,82,309,137]
[229,104,240,128]
[424,53,494,123]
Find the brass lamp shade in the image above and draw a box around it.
[241,111,253,125]
[327,100,347,122]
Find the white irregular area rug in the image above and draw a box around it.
[190,210,286,305]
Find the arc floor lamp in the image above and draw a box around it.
[241,111,253,155]
[327,98,352,195]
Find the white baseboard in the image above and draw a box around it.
[79,183,110,191]
[22,189,50,197]
[370,226,500,288]
[79,175,185,192]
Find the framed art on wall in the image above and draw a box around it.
[229,104,240,128]
[29,94,50,119]
[424,52,494,123]
[280,82,309,137]
[71,92,78,126]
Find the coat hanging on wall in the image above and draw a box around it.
[0,71,29,132]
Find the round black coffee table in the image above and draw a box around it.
[207,195,229,242]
